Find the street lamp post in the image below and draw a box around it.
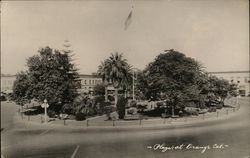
[41,99,49,124]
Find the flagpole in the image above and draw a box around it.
[133,70,135,100]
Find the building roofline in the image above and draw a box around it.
[208,70,250,74]
[79,74,101,78]
[1,74,16,77]
[1,74,102,78]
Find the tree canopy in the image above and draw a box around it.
[136,49,237,115]
[93,83,106,96]
[98,52,132,105]
[12,46,81,108]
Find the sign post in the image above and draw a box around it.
[41,99,49,123]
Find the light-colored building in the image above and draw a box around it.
[79,74,102,93]
[1,74,103,94]
[1,74,16,93]
[209,71,250,96]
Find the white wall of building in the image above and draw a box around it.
[209,71,250,96]
[1,75,16,93]
[79,75,102,93]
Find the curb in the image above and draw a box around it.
[13,106,242,131]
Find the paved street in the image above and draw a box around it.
[1,102,19,132]
[1,98,249,158]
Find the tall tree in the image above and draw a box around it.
[138,49,205,116]
[12,46,81,111]
[97,60,110,102]
[12,71,31,106]
[98,53,132,106]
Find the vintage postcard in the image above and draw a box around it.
[1,0,249,158]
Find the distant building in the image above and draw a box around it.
[1,74,16,94]
[79,74,102,93]
[4,70,248,96]
[0,73,112,94]
[209,71,250,96]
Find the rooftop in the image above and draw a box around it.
[208,70,250,74]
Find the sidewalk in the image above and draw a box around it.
[14,104,241,129]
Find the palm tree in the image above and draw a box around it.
[97,60,110,102]
[98,52,132,106]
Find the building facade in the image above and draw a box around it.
[3,71,249,96]
[209,71,250,96]
[1,74,16,93]
[79,74,102,93]
[1,74,103,94]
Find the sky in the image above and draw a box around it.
[1,0,249,75]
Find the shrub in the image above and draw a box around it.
[1,95,7,101]
[130,100,137,107]
[216,102,223,109]
[208,107,217,112]
[108,95,115,102]
[61,104,75,115]
[127,107,137,115]
[67,115,76,120]
[47,109,57,118]
[75,112,86,121]
[117,96,127,119]
[95,101,112,115]
[87,108,97,116]
[184,107,200,116]
[94,96,105,106]
[137,104,147,113]
[104,105,113,120]
[156,101,164,107]
[143,108,165,117]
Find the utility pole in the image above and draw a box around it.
[236,80,240,107]
[133,70,135,100]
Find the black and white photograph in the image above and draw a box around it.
[1,0,249,158]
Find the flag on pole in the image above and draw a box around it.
[124,6,133,30]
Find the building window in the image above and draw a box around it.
[85,80,87,85]
[239,85,246,88]
[89,80,91,85]
[230,77,234,83]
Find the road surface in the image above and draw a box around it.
[1,98,249,158]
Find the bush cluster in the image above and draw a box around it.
[75,112,86,121]
[117,96,127,119]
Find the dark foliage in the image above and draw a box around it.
[93,83,106,96]
[130,100,137,107]
[108,95,115,102]
[116,96,127,119]
[47,109,57,118]
[12,46,81,110]
[75,112,86,121]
